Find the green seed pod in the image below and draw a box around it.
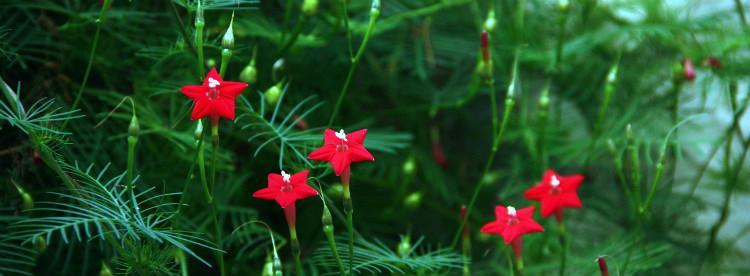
[402,156,416,176]
[264,83,282,106]
[206,58,217,68]
[403,192,422,209]
[222,14,235,49]
[302,0,319,16]
[397,236,411,257]
[239,64,257,84]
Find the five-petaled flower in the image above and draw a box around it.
[480,205,544,244]
[181,68,248,121]
[524,169,583,220]
[308,129,375,176]
[253,170,318,208]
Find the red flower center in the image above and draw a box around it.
[280,184,293,192]
[336,142,349,152]
[548,186,561,195]
[206,87,220,100]
[507,216,519,226]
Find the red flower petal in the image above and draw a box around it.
[307,144,336,161]
[182,85,206,100]
[203,68,223,86]
[323,129,340,145]
[349,144,375,162]
[190,99,211,120]
[330,152,352,176]
[252,187,277,200]
[346,129,368,144]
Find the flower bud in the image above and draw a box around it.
[327,183,344,199]
[558,0,569,11]
[194,1,205,29]
[262,254,274,276]
[484,10,497,32]
[128,112,139,137]
[13,182,33,210]
[99,262,113,276]
[264,82,282,106]
[596,256,610,276]
[194,120,204,141]
[222,14,235,49]
[321,204,333,226]
[682,58,695,81]
[480,31,491,65]
[206,58,217,68]
[397,236,411,257]
[704,56,722,69]
[302,0,319,16]
[34,236,46,253]
[239,64,257,84]
[402,156,416,176]
[272,58,285,80]
[626,124,634,141]
[403,192,422,209]
[606,139,616,155]
[370,0,381,16]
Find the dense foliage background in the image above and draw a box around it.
[2,0,750,275]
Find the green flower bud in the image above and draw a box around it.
[397,236,411,257]
[606,138,617,155]
[262,254,274,276]
[99,262,113,276]
[34,236,46,253]
[302,0,319,16]
[264,83,282,106]
[206,58,217,68]
[322,205,333,226]
[128,113,139,137]
[403,192,422,209]
[194,120,204,141]
[272,58,285,80]
[484,10,497,32]
[239,64,257,84]
[402,156,416,175]
[558,0,569,11]
[222,14,235,49]
[21,192,33,210]
[327,183,344,200]
[481,171,500,186]
[194,1,205,28]
[370,0,381,16]
[626,124,634,141]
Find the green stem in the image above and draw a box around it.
[289,226,303,276]
[199,137,212,203]
[196,14,206,78]
[343,183,354,274]
[69,0,112,115]
[488,77,498,136]
[278,15,310,57]
[327,6,380,127]
[174,129,205,226]
[323,224,346,275]
[341,0,353,60]
[209,121,225,276]
[735,0,748,27]
[554,3,568,71]
[558,221,567,276]
[219,49,232,78]
[125,135,137,196]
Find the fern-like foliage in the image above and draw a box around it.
[0,78,82,136]
[8,163,219,267]
[237,86,327,169]
[0,235,36,276]
[313,236,462,275]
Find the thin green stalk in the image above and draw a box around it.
[341,0,353,60]
[278,15,310,57]
[558,221,567,276]
[554,0,569,70]
[289,225,303,276]
[209,122,225,276]
[594,63,619,135]
[327,3,380,127]
[451,51,519,248]
[68,0,112,114]
[282,0,293,41]
[316,181,347,275]
[125,106,138,195]
[199,136,211,203]
[174,122,205,225]
[343,183,354,274]
[488,77,498,136]
[219,49,232,78]
[735,0,748,27]
[176,250,188,276]
[195,2,206,78]
[537,82,550,171]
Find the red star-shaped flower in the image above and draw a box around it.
[253,170,318,208]
[523,169,584,218]
[181,68,248,120]
[307,129,375,176]
[480,205,544,244]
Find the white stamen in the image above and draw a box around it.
[507,206,517,216]
[335,129,348,142]
[551,175,560,187]
[281,170,291,183]
[208,77,221,88]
